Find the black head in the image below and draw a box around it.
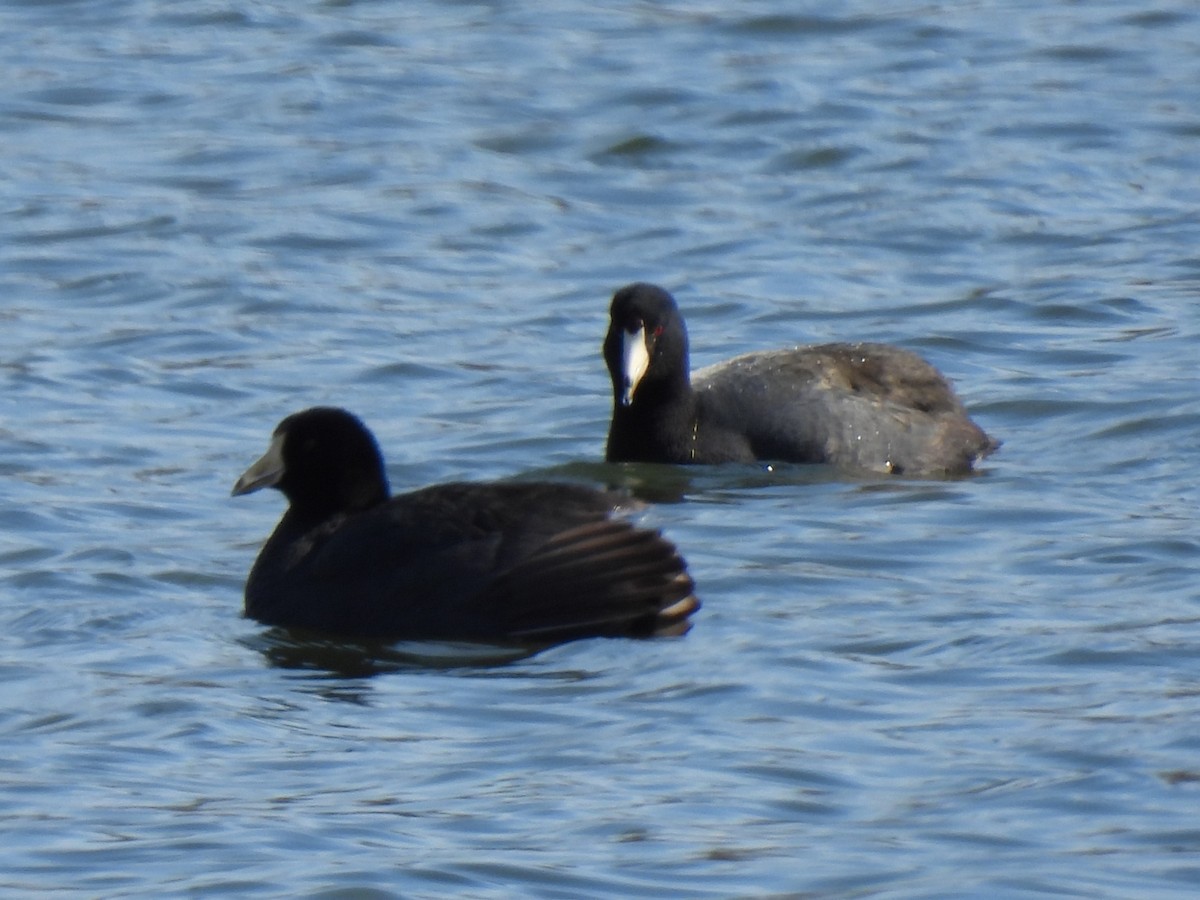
[232,407,390,518]
[602,283,690,408]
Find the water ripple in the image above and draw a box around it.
[1,0,1199,896]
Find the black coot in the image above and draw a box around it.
[603,283,999,475]
[233,407,699,643]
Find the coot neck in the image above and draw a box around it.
[244,506,327,620]
[609,377,700,463]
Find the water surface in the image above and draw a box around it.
[2,1,1199,896]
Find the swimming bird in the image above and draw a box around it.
[232,407,699,643]
[603,283,998,475]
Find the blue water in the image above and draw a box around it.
[2,0,1199,896]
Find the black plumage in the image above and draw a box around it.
[603,283,999,475]
[232,407,698,643]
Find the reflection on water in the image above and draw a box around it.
[528,458,883,505]
[246,629,548,678]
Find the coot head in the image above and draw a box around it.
[232,407,389,518]
[603,283,691,408]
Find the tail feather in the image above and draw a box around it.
[480,519,699,642]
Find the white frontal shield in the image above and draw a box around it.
[620,325,650,406]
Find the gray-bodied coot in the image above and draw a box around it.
[603,283,999,475]
[233,407,699,643]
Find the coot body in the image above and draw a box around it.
[234,407,698,643]
[603,283,998,475]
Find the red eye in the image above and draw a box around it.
[653,324,664,338]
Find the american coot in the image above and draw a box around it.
[232,407,699,644]
[604,283,999,475]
